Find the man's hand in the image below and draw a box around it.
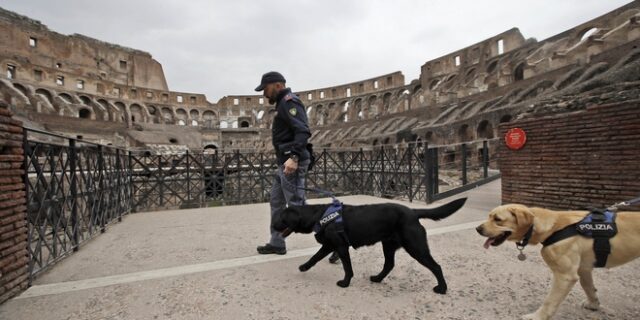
[283,158,298,175]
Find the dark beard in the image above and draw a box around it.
[268,97,277,105]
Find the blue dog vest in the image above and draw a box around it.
[542,209,617,268]
[313,198,343,233]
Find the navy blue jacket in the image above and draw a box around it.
[272,88,311,165]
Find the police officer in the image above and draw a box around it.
[255,71,311,255]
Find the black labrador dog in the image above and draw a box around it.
[273,197,466,293]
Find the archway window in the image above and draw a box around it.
[79,109,91,119]
[6,64,16,79]
[580,28,598,42]
[240,121,249,128]
[514,63,525,81]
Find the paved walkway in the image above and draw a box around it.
[1,180,639,319]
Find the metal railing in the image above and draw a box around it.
[23,127,499,282]
[24,129,131,282]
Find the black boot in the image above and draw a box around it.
[257,244,286,255]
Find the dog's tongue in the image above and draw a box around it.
[483,238,494,249]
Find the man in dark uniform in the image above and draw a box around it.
[255,71,311,255]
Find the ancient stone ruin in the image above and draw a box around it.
[1,2,638,154]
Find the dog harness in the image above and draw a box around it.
[541,209,618,268]
[313,198,350,245]
[313,198,343,233]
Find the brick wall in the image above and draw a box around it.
[0,99,28,304]
[499,100,640,210]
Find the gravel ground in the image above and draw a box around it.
[2,181,639,320]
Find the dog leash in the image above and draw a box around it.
[276,170,338,204]
[607,196,640,211]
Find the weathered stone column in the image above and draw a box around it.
[0,99,28,304]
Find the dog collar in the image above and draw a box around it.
[515,225,534,261]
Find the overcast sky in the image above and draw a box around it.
[1,0,633,102]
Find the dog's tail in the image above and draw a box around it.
[414,198,467,220]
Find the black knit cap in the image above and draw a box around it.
[255,71,286,91]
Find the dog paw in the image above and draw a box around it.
[521,313,543,320]
[581,300,600,311]
[369,275,384,283]
[298,264,311,272]
[432,285,447,294]
[336,279,351,288]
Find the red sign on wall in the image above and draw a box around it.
[505,128,527,150]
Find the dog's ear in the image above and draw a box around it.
[508,205,534,227]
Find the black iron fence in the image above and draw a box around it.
[24,128,499,281]
[24,129,131,282]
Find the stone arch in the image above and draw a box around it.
[202,110,217,128]
[307,105,315,124]
[240,120,250,128]
[13,83,29,96]
[352,98,363,120]
[58,93,73,104]
[578,27,599,43]
[204,144,218,153]
[312,105,323,126]
[162,107,174,124]
[413,84,422,93]
[382,92,392,114]
[476,120,494,139]
[500,114,513,123]
[176,108,188,125]
[78,108,92,119]
[114,101,128,123]
[486,60,498,74]
[98,99,116,122]
[424,131,435,145]
[513,62,525,81]
[190,109,200,126]
[129,104,146,123]
[79,95,92,105]
[458,124,473,142]
[337,100,350,122]
[429,79,441,90]
[147,105,161,123]
[35,88,53,104]
[367,95,378,118]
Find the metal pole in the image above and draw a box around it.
[433,147,439,196]
[323,148,327,190]
[98,145,106,233]
[461,143,467,186]
[408,143,413,202]
[381,145,385,197]
[115,148,122,222]
[186,150,191,203]
[128,151,134,213]
[69,139,79,250]
[158,154,163,207]
[483,140,489,178]
[360,148,364,195]
[425,144,432,203]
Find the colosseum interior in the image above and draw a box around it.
[1,2,639,153]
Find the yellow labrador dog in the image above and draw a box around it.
[476,204,640,320]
